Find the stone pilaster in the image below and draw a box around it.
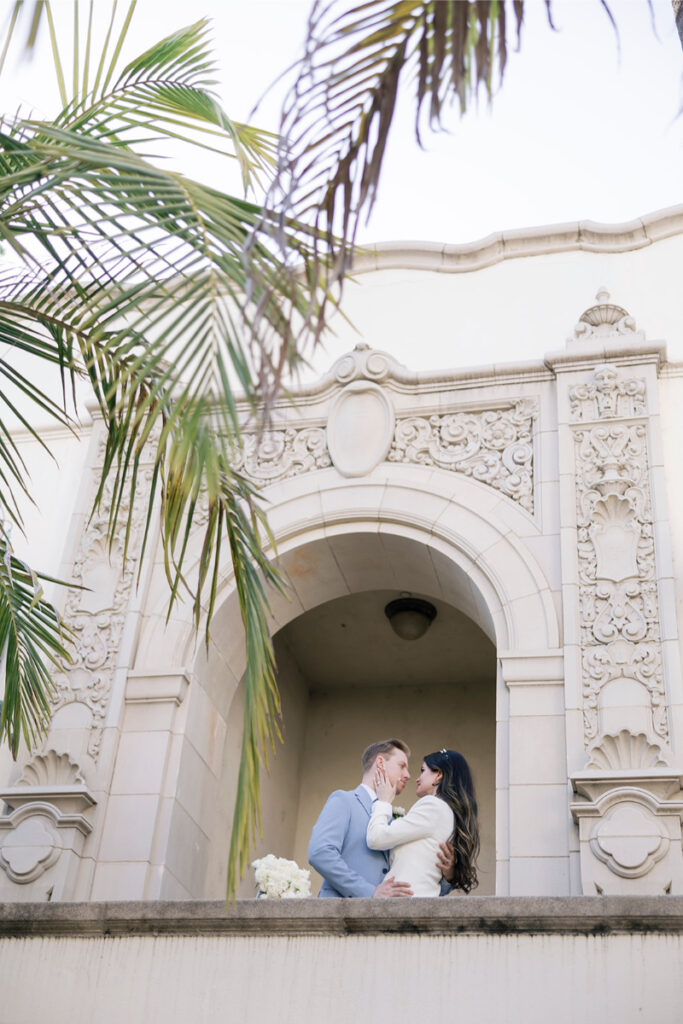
[548,289,683,894]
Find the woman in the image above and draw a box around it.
[367,748,479,897]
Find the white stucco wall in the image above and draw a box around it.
[3,207,683,905]
[2,929,682,1024]
[304,218,683,380]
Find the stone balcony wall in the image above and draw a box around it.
[2,898,683,1023]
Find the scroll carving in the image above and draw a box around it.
[49,433,153,760]
[233,427,331,485]
[568,288,639,350]
[388,400,535,512]
[573,372,667,745]
[237,399,536,513]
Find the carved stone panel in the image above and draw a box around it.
[570,778,683,895]
[585,731,667,771]
[389,400,536,512]
[237,394,536,513]
[571,368,668,746]
[49,432,153,760]
[327,381,396,478]
[232,427,330,485]
[0,815,61,884]
[570,364,646,421]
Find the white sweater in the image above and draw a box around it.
[366,795,454,897]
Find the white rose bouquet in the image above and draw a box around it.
[252,854,311,898]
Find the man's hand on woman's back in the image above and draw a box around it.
[373,874,413,897]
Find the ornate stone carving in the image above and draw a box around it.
[327,382,395,478]
[573,374,668,745]
[49,433,153,760]
[0,815,60,884]
[570,364,646,421]
[570,776,683,894]
[232,426,330,485]
[17,751,84,787]
[589,800,669,879]
[568,287,638,347]
[389,400,535,513]
[586,731,667,771]
[330,342,399,385]
[237,393,535,511]
[0,797,93,886]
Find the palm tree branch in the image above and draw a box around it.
[0,531,73,757]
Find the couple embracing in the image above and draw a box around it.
[308,739,479,898]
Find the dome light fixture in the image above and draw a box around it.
[384,594,437,641]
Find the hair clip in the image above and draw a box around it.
[440,748,447,754]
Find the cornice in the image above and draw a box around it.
[351,205,683,275]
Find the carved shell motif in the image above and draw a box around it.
[586,730,667,771]
[17,750,85,787]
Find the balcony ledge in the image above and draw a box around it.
[2,895,683,938]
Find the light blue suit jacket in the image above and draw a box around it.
[308,785,389,898]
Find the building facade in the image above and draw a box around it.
[2,206,683,906]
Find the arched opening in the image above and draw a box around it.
[153,466,560,899]
[259,589,496,895]
[207,530,499,897]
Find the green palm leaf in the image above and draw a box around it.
[249,0,528,350]
[0,532,73,758]
[0,3,322,901]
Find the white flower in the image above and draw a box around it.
[392,806,406,818]
[252,854,311,898]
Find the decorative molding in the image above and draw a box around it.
[498,650,565,684]
[570,781,683,892]
[16,750,84,788]
[570,363,646,421]
[586,731,667,771]
[589,800,670,880]
[568,287,638,347]
[349,205,683,276]
[330,342,401,385]
[389,399,536,513]
[232,426,330,485]
[0,815,61,884]
[237,382,536,512]
[571,369,668,747]
[49,430,154,760]
[0,800,93,885]
[125,671,190,706]
[327,380,395,477]
[0,749,96,818]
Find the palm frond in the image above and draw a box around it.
[0,530,73,757]
[247,0,537,349]
[0,5,322,901]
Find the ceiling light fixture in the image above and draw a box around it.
[384,595,437,641]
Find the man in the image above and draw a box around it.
[308,738,453,898]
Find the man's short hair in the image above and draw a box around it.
[361,738,410,774]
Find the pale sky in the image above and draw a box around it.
[1,0,682,578]
[3,0,683,244]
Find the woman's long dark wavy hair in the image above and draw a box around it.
[425,749,480,893]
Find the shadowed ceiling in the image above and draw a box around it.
[276,589,495,690]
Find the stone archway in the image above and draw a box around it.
[158,465,563,898]
[263,584,497,895]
